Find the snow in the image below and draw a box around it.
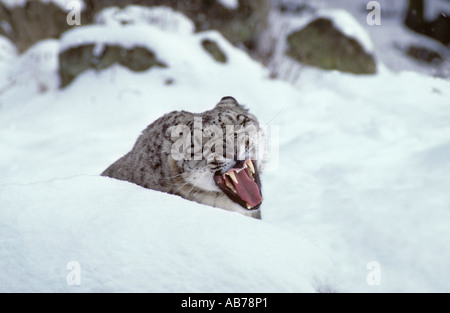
[95,5,195,34]
[1,5,450,293]
[0,39,60,101]
[217,0,239,10]
[0,176,337,292]
[0,36,17,66]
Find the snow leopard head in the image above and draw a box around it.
[168,97,266,216]
[102,96,266,219]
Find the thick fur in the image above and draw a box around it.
[102,97,264,219]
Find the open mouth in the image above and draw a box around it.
[213,159,262,210]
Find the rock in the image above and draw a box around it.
[59,44,166,88]
[201,39,227,63]
[286,18,377,74]
[406,45,443,65]
[59,45,94,88]
[0,1,81,53]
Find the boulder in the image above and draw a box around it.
[202,39,227,63]
[406,45,443,65]
[286,18,377,74]
[59,44,166,87]
[0,1,83,53]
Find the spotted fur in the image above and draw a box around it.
[102,97,265,218]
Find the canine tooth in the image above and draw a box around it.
[247,160,255,174]
[225,179,237,193]
[245,166,254,181]
[228,171,238,184]
[246,203,252,210]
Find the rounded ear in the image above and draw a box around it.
[216,96,239,108]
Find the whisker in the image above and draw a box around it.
[184,175,204,198]
[164,163,210,180]
[263,103,288,127]
[173,172,205,198]
[172,177,194,195]
[164,172,187,180]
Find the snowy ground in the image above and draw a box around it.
[1,4,450,292]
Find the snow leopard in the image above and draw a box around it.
[101,97,265,219]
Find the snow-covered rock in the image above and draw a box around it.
[315,9,375,53]
[260,8,377,76]
[58,7,234,87]
[286,15,377,74]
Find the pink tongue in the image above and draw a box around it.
[233,169,262,207]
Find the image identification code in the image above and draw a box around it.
[181,297,267,310]
[223,297,267,308]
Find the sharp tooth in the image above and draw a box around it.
[228,171,238,184]
[247,160,255,174]
[245,166,255,181]
[224,178,237,193]
[246,203,252,210]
